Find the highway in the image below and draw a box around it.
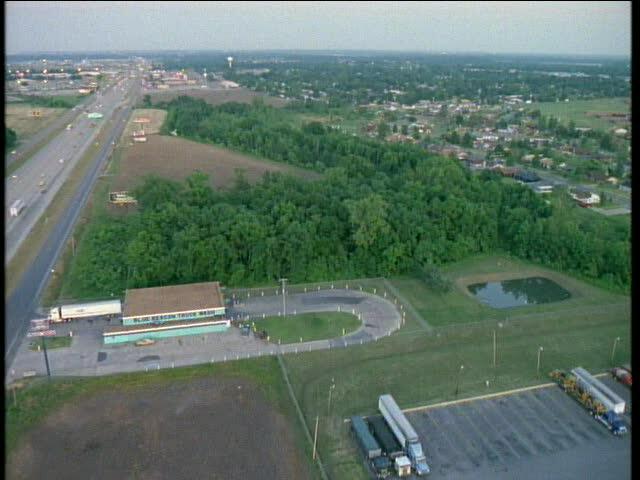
[5,94,94,169]
[6,73,135,264]
[5,66,143,371]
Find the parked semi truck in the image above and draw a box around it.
[611,367,632,387]
[550,370,627,436]
[49,299,122,322]
[378,394,430,475]
[571,367,626,414]
[9,199,26,217]
[368,415,404,460]
[350,416,391,478]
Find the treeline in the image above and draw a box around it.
[66,97,629,297]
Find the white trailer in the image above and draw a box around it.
[571,367,626,414]
[49,300,121,322]
[9,199,26,217]
[379,394,430,475]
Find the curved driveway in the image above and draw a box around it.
[6,290,402,381]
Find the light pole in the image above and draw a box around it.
[536,346,544,379]
[454,365,464,397]
[328,378,336,415]
[493,329,497,368]
[611,337,621,364]
[280,278,287,317]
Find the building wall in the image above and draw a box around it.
[104,323,229,344]
[123,307,226,326]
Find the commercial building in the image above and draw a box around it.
[103,282,229,344]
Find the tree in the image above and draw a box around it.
[377,122,390,139]
[5,127,17,151]
[142,94,152,107]
[400,124,408,135]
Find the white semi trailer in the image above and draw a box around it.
[571,367,626,414]
[9,199,26,217]
[49,299,121,322]
[379,394,430,476]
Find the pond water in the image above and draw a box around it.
[467,277,571,309]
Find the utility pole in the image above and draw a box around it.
[42,337,51,378]
[454,365,464,397]
[493,330,496,368]
[312,414,319,460]
[280,278,287,317]
[536,346,544,379]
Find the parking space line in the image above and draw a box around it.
[510,393,571,452]
[410,412,455,474]
[493,394,554,456]
[464,400,522,461]
[527,389,592,445]
[418,410,475,475]
[431,407,485,469]
[473,399,534,458]
[449,403,510,467]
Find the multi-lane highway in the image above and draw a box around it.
[5,66,143,371]
[6,75,135,264]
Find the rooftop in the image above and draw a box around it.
[123,282,224,318]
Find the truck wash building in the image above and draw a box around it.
[103,282,229,344]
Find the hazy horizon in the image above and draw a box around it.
[5,1,631,57]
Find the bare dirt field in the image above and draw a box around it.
[110,135,320,193]
[6,377,311,480]
[148,87,288,108]
[122,108,167,138]
[5,104,66,138]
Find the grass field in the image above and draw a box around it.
[259,312,361,344]
[5,359,319,480]
[526,97,630,130]
[281,254,630,480]
[27,336,72,351]
[109,135,321,193]
[5,104,66,139]
[148,87,288,108]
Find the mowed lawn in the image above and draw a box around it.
[390,254,629,328]
[257,312,360,344]
[526,97,630,130]
[282,254,630,480]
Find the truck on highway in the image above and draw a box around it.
[38,179,47,193]
[379,394,430,475]
[351,416,391,478]
[9,199,26,217]
[550,370,627,436]
[49,299,121,322]
[571,367,626,414]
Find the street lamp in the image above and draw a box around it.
[328,377,336,414]
[454,365,464,397]
[611,337,621,364]
[536,347,544,379]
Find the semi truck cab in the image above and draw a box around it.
[407,442,430,475]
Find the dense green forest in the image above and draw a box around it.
[67,97,629,298]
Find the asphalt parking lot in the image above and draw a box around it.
[403,377,631,480]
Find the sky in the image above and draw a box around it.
[5,1,631,56]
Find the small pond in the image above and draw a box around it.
[467,276,571,309]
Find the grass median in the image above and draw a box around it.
[27,336,72,351]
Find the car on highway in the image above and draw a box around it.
[11,175,18,179]
[59,158,64,164]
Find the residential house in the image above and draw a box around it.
[540,157,554,169]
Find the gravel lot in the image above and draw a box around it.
[400,378,631,480]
